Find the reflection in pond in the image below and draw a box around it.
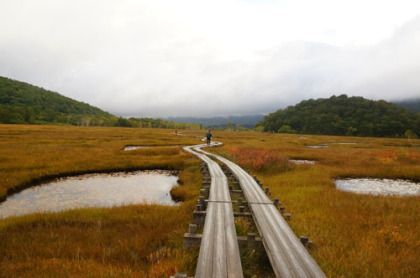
[124,146,150,151]
[0,171,179,218]
[329,142,357,145]
[307,143,358,149]
[290,159,315,165]
[335,178,420,196]
[124,145,184,151]
[307,144,328,149]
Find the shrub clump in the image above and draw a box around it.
[224,147,290,173]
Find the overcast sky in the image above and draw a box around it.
[1,0,420,117]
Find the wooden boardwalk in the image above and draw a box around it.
[184,144,243,278]
[199,147,326,278]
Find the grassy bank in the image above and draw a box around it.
[208,131,420,277]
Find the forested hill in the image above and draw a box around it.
[0,76,115,125]
[0,76,201,129]
[256,95,420,138]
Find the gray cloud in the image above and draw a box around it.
[0,1,419,117]
[220,15,420,112]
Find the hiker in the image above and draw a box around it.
[206,130,212,145]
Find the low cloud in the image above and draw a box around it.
[0,1,419,117]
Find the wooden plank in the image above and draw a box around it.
[251,204,296,277]
[213,202,227,277]
[195,202,215,276]
[254,203,312,277]
[223,202,243,276]
[266,204,325,277]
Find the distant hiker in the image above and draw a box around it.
[206,130,212,145]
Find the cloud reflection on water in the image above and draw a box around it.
[0,171,179,218]
[335,178,420,196]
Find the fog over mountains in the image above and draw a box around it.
[1,1,420,117]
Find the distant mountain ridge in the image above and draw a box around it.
[167,115,264,129]
[256,94,420,138]
[392,99,420,113]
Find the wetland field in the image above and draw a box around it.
[0,124,419,277]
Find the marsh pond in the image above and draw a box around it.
[335,178,420,196]
[0,170,179,218]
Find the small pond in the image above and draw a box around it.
[335,178,420,196]
[124,146,150,151]
[306,143,357,149]
[123,145,184,151]
[329,142,357,145]
[0,170,179,218]
[290,159,315,165]
[307,144,328,149]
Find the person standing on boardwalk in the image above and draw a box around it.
[206,129,212,145]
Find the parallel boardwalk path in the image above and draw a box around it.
[184,144,243,278]
[199,146,326,278]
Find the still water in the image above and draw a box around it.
[0,171,179,218]
[306,144,328,149]
[335,178,420,196]
[290,159,315,165]
[124,146,149,151]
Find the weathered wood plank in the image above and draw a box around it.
[224,201,243,275]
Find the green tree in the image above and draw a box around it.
[227,121,233,130]
[278,125,296,134]
[116,117,132,127]
[405,129,418,139]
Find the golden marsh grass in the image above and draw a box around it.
[1,126,419,277]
